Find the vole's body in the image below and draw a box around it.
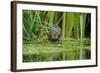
[48,26,61,41]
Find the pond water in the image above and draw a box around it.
[23,39,91,62]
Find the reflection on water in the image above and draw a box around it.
[23,39,91,62]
